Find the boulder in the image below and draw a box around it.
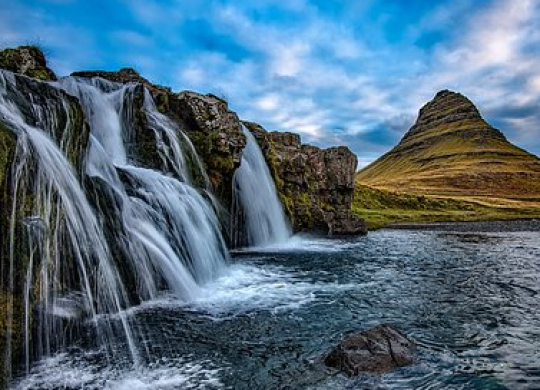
[324,325,415,375]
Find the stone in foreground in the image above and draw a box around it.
[324,325,415,375]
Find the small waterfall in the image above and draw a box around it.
[233,127,291,247]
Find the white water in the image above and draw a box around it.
[57,76,229,301]
[0,70,232,380]
[233,127,291,247]
[0,70,138,373]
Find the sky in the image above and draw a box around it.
[1,0,540,167]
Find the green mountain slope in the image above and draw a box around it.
[356,90,540,198]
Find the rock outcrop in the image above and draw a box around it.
[325,325,416,375]
[71,66,364,236]
[357,90,540,197]
[166,91,246,204]
[244,121,366,235]
[0,46,56,81]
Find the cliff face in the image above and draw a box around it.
[0,66,89,387]
[71,66,364,236]
[0,46,366,239]
[244,121,366,235]
[357,90,540,197]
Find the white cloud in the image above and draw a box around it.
[255,94,280,110]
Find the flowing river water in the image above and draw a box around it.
[14,224,540,390]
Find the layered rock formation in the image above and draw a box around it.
[357,90,540,197]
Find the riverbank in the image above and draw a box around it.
[352,184,540,230]
[387,219,540,232]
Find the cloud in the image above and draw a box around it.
[2,0,540,161]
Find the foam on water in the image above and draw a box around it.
[235,234,366,253]
[13,353,225,390]
[127,263,356,318]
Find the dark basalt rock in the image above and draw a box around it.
[325,325,415,375]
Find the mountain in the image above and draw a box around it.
[356,90,540,199]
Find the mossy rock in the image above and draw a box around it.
[0,46,57,81]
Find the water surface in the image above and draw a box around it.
[15,227,540,389]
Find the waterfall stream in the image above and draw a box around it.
[0,71,230,378]
[57,76,229,301]
[233,126,291,247]
[0,71,137,374]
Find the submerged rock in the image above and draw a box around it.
[324,325,415,375]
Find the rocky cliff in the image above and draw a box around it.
[244,121,365,235]
[357,90,540,197]
[69,63,364,236]
[0,46,365,238]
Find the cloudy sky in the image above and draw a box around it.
[2,0,539,166]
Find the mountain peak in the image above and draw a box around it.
[403,89,496,142]
[357,90,540,197]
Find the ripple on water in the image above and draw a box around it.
[14,228,540,389]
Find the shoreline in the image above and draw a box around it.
[385,218,540,232]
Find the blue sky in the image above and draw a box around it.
[2,0,540,166]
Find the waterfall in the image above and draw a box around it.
[0,70,138,376]
[233,126,291,247]
[0,71,230,379]
[57,76,229,300]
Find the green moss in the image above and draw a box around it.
[0,46,56,81]
[0,123,17,187]
[155,92,169,114]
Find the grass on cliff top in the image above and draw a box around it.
[352,184,540,230]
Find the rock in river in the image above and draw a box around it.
[324,324,415,375]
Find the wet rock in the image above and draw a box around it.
[0,46,57,81]
[325,325,415,375]
[168,91,246,203]
[243,121,366,236]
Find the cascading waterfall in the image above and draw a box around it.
[0,70,138,377]
[0,70,230,381]
[57,77,229,301]
[233,126,291,247]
